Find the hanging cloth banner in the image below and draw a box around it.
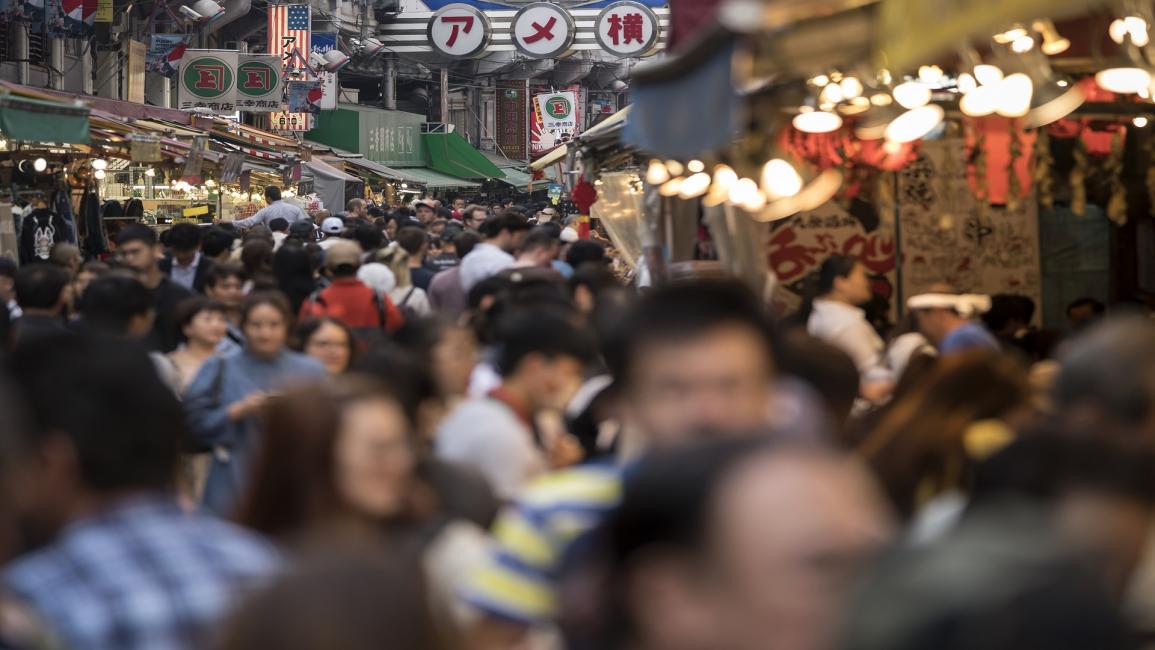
[146,34,189,78]
[130,133,162,162]
[178,49,237,114]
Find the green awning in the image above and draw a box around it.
[392,166,482,190]
[0,94,90,144]
[422,132,505,180]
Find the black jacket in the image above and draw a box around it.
[159,254,216,294]
[19,209,70,265]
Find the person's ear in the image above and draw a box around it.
[626,551,717,648]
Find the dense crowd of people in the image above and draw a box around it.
[0,188,1153,650]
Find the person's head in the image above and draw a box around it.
[237,379,419,538]
[495,308,596,412]
[566,240,608,268]
[48,242,82,274]
[173,296,229,349]
[480,212,531,253]
[517,226,560,267]
[612,280,778,450]
[346,198,367,219]
[983,293,1033,337]
[859,351,1030,518]
[0,257,17,305]
[295,318,355,376]
[269,217,290,234]
[374,244,412,288]
[537,206,560,223]
[115,224,161,274]
[264,185,282,204]
[14,264,70,314]
[395,226,428,260]
[241,239,274,279]
[7,336,185,531]
[1067,297,1106,332]
[776,331,860,431]
[72,260,109,299]
[321,216,346,239]
[357,262,397,299]
[908,290,988,345]
[219,552,456,650]
[204,263,247,311]
[325,240,363,278]
[452,229,481,260]
[815,254,871,306]
[570,263,625,315]
[1054,317,1155,439]
[312,209,332,226]
[428,219,449,239]
[241,291,293,359]
[392,315,479,400]
[582,440,892,650]
[288,220,316,242]
[202,227,237,263]
[166,223,203,266]
[414,200,435,224]
[76,273,155,338]
[452,197,466,211]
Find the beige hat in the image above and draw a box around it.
[325,239,363,269]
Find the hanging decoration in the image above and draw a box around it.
[1106,129,1128,225]
[1033,129,1054,210]
[1070,137,1088,217]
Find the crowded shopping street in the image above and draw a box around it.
[4,0,1155,648]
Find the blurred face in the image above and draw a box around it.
[416,206,435,223]
[207,276,245,310]
[834,263,873,306]
[174,247,198,267]
[243,303,288,358]
[522,353,586,412]
[184,309,228,348]
[305,321,353,376]
[913,308,953,344]
[626,325,774,448]
[465,209,487,230]
[117,240,159,274]
[0,276,13,303]
[453,199,466,210]
[334,398,416,518]
[432,325,478,398]
[385,220,399,239]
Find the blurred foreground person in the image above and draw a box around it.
[465,280,782,646]
[2,336,278,650]
[294,318,355,376]
[219,553,460,650]
[571,440,893,650]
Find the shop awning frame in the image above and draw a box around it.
[390,166,482,190]
[530,106,632,171]
[422,132,506,180]
[0,92,91,144]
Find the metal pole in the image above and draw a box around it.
[384,55,397,110]
[48,37,64,90]
[14,25,29,85]
[440,67,449,124]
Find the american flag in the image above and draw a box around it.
[268,4,311,72]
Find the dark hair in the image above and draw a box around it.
[115,223,158,247]
[269,217,290,233]
[14,264,70,310]
[351,224,384,253]
[77,274,153,335]
[202,227,237,259]
[612,279,777,390]
[265,185,282,202]
[78,260,110,276]
[1054,317,1155,430]
[395,227,428,256]
[167,223,202,252]
[241,240,275,281]
[983,294,1034,334]
[794,254,859,326]
[0,257,17,280]
[494,308,596,377]
[519,226,559,254]
[565,240,607,268]
[480,213,530,239]
[570,263,619,297]
[452,230,482,258]
[240,291,293,329]
[1067,297,1106,316]
[7,335,184,492]
[776,330,860,430]
[218,553,456,650]
[273,243,318,316]
[205,262,247,289]
[294,318,355,365]
[173,296,227,344]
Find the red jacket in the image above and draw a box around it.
[299,277,404,333]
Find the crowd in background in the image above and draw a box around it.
[0,187,1154,650]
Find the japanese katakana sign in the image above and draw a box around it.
[427,3,490,58]
[510,2,575,59]
[178,50,237,114]
[236,55,284,112]
[595,1,659,58]
[269,4,312,131]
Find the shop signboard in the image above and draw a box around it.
[311,33,340,111]
[177,50,237,114]
[594,1,661,58]
[219,153,245,184]
[427,4,490,58]
[287,80,323,114]
[269,3,312,131]
[146,35,189,78]
[309,105,425,167]
[531,86,582,157]
[496,79,528,160]
[236,54,283,112]
[510,2,576,59]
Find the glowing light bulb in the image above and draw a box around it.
[820,82,844,104]
[996,73,1033,118]
[760,159,803,200]
[94,169,106,180]
[664,160,684,177]
[792,110,842,133]
[687,160,705,174]
[893,81,931,109]
[145,167,155,177]
[885,105,945,143]
[974,64,1004,86]
[810,74,830,87]
[1011,35,1035,53]
[918,65,944,84]
[33,158,47,172]
[957,73,977,94]
[205,179,216,187]
[839,77,864,100]
[728,178,760,206]
[678,172,711,199]
[659,177,684,197]
[960,85,998,117]
[703,165,738,207]
[91,158,108,171]
[1135,116,1150,128]
[645,159,670,185]
[870,93,893,107]
[1096,67,1151,94]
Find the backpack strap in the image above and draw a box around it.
[400,287,416,308]
[371,290,387,329]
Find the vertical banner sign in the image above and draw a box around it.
[178,49,237,113]
[287,81,323,113]
[182,136,208,184]
[268,3,311,131]
[531,90,578,156]
[236,54,283,112]
[147,34,189,77]
[126,39,146,104]
[311,32,339,110]
[496,79,528,160]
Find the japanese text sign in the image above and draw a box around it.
[177,50,237,114]
[511,2,575,59]
[236,54,284,112]
[427,3,489,58]
[595,1,660,58]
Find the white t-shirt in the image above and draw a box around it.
[807,298,889,380]
[435,397,545,500]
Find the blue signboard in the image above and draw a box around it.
[311,32,337,54]
[420,0,665,9]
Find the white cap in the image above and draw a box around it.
[560,227,580,243]
[907,292,992,317]
[357,262,397,295]
[321,217,345,235]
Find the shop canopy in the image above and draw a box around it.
[307,141,406,183]
[482,151,545,191]
[303,159,361,214]
[390,166,482,190]
[422,132,505,180]
[0,92,90,144]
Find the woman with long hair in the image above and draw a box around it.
[273,241,319,316]
[294,318,356,376]
[372,243,432,317]
[167,297,230,391]
[184,291,327,515]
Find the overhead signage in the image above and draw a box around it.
[531,87,582,157]
[287,81,323,114]
[236,55,284,112]
[427,3,490,58]
[146,34,189,78]
[269,3,312,131]
[311,32,339,111]
[178,50,237,114]
[595,1,661,58]
[496,79,528,160]
[510,2,576,59]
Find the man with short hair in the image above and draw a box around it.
[318,216,346,250]
[12,264,70,346]
[428,230,481,317]
[299,240,403,334]
[459,213,531,291]
[203,263,247,352]
[159,223,215,293]
[908,290,999,355]
[395,226,436,291]
[414,200,436,225]
[233,186,308,228]
[268,217,290,251]
[463,204,488,232]
[512,226,562,270]
[115,224,193,353]
[1067,297,1106,333]
[73,274,156,340]
[465,280,784,645]
[2,336,279,650]
[346,198,368,221]
[201,227,237,264]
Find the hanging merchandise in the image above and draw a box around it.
[19,206,70,265]
[78,183,107,258]
[131,134,163,162]
[53,181,78,244]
